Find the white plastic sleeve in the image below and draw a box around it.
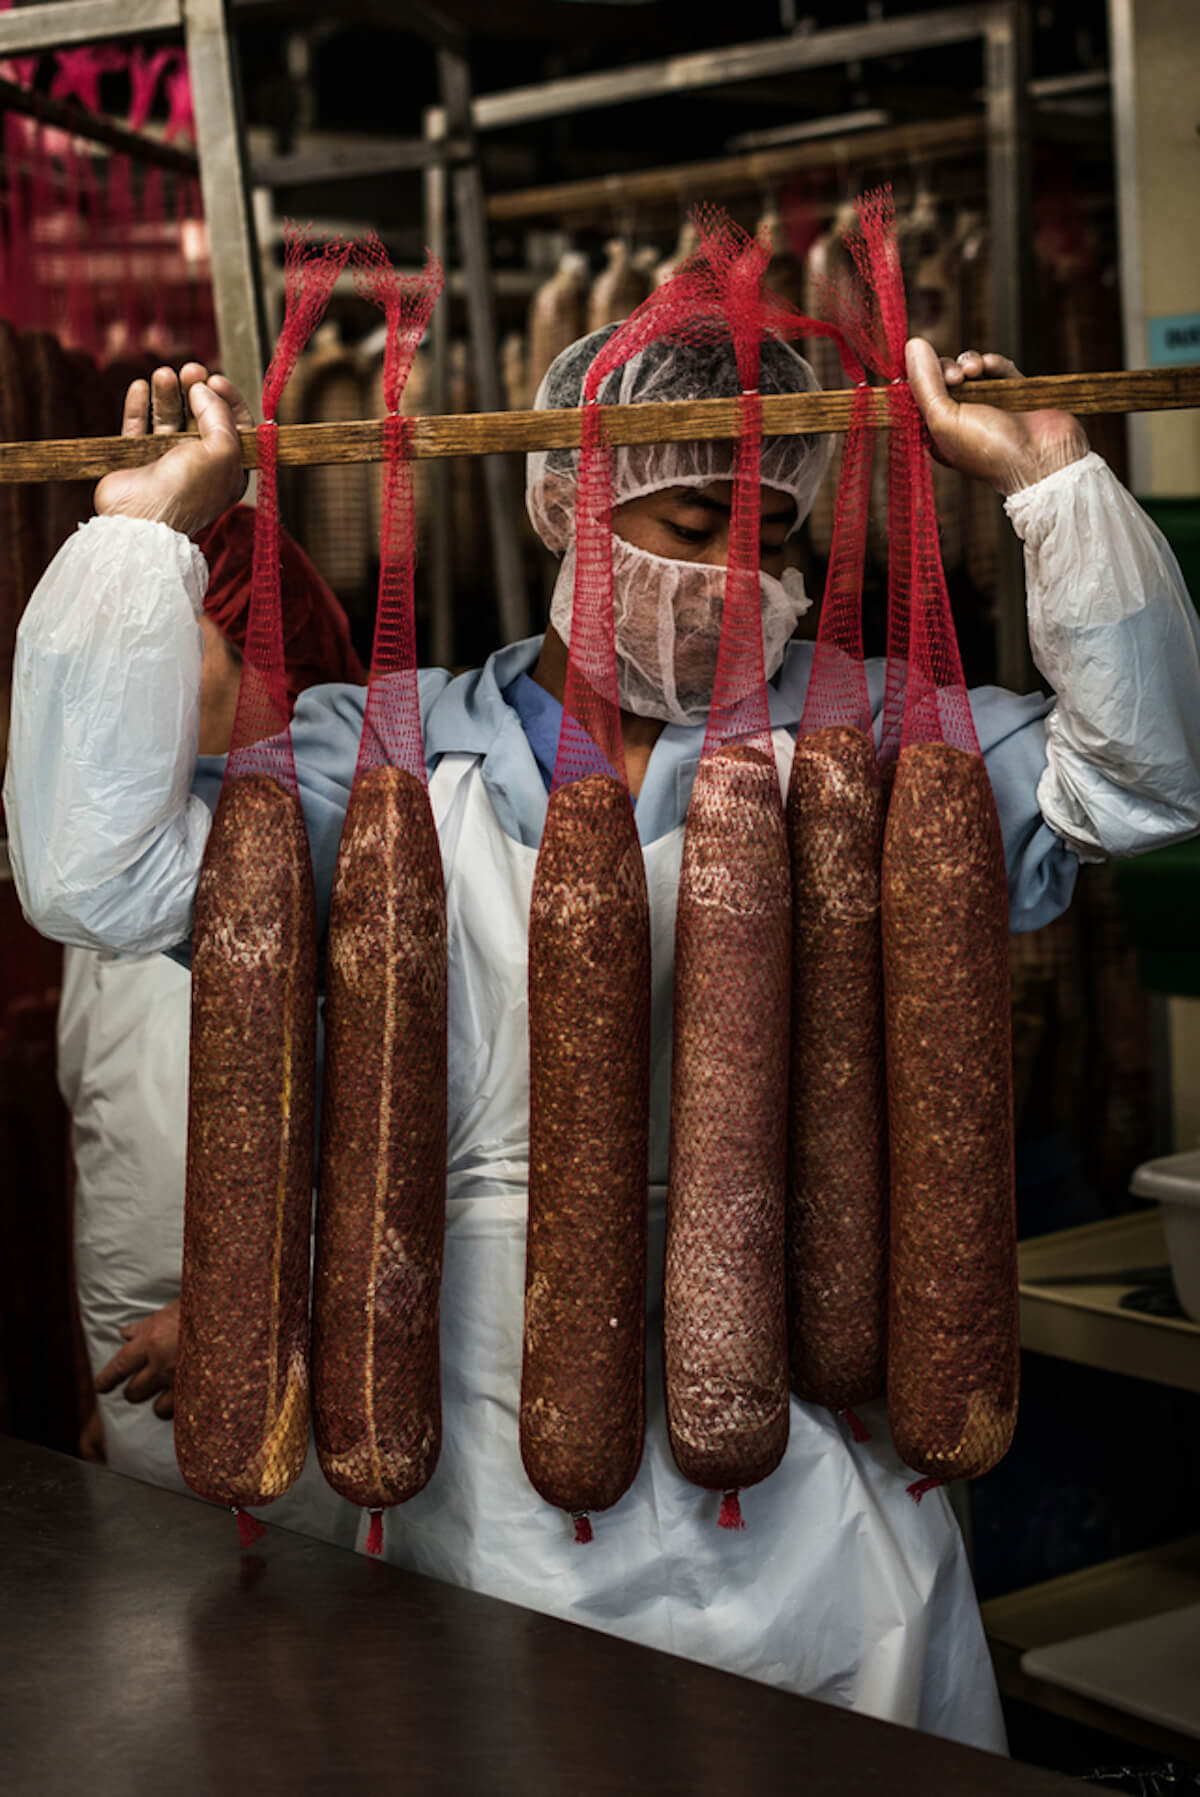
[3,514,214,953]
[1006,453,1200,861]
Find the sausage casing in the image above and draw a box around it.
[524,772,651,1516]
[882,741,1018,1480]
[314,765,448,1508]
[786,725,888,1408]
[665,744,791,1493]
[177,774,317,1509]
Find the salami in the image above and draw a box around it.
[665,744,791,1495]
[882,741,1017,1479]
[314,765,448,1507]
[588,239,650,334]
[524,772,650,1519]
[176,774,318,1508]
[786,724,888,1408]
[528,253,588,407]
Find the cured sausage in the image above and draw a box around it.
[524,772,651,1522]
[665,743,791,1497]
[588,239,650,335]
[882,742,1017,1480]
[313,764,448,1507]
[786,724,888,1409]
[527,252,588,407]
[176,774,317,1509]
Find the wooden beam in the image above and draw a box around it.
[183,0,266,416]
[0,367,1196,484]
[0,0,182,56]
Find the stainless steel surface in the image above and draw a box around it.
[184,0,266,409]
[0,1435,1080,1797]
[0,0,182,55]
[439,47,530,647]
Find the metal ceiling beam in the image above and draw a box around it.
[460,6,995,133]
[250,136,469,188]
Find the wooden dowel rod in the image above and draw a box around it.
[0,366,1196,484]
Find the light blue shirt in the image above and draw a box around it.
[190,635,1076,942]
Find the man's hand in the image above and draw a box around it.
[94,1298,180,1420]
[906,339,1090,497]
[94,363,253,538]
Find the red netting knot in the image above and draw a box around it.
[841,1408,872,1444]
[234,1507,266,1548]
[366,1508,384,1556]
[718,1491,746,1531]
[906,1476,945,1506]
[572,1512,594,1546]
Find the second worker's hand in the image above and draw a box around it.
[94,1298,180,1420]
[94,363,253,538]
[905,338,1090,497]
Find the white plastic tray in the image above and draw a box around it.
[1021,1602,1200,1739]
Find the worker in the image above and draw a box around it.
[55,492,364,1529]
[5,331,1199,1757]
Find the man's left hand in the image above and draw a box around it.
[906,339,1089,496]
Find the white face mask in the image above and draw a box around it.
[549,536,811,728]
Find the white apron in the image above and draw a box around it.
[368,749,1008,1755]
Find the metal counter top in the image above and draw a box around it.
[0,1435,1074,1796]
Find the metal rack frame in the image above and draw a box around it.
[424,1,1036,688]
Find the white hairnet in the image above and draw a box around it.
[528,324,828,725]
[526,324,833,554]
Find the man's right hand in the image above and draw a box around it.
[94,363,253,539]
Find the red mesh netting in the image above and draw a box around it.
[786,206,890,1410]
[311,235,449,1525]
[549,208,860,788]
[549,393,625,790]
[178,231,347,1524]
[813,187,985,767]
[788,698,889,1419]
[649,213,804,1508]
[224,227,351,798]
[351,234,442,782]
[854,185,1019,1482]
